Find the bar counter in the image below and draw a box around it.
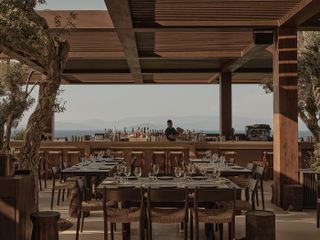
[11,140,314,168]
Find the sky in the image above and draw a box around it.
[28,0,308,131]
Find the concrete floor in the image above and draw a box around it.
[39,180,320,240]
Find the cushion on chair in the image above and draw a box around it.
[106,207,141,223]
[150,207,186,224]
[191,208,233,224]
[81,200,104,211]
[55,181,75,189]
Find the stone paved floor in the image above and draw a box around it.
[39,180,320,240]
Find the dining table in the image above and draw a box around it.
[191,159,252,177]
[62,157,123,198]
[97,176,241,240]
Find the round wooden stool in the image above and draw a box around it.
[31,211,60,240]
[246,210,275,240]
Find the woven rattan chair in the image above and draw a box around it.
[229,162,255,186]
[147,187,189,240]
[191,188,236,240]
[75,178,107,240]
[50,165,75,209]
[103,187,145,240]
[235,178,258,212]
[254,165,266,210]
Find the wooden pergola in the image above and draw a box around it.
[1,0,320,207]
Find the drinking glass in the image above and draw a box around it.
[124,166,131,183]
[152,164,160,180]
[200,167,207,178]
[134,167,142,179]
[174,167,182,178]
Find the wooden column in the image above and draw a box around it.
[219,72,233,140]
[273,27,299,206]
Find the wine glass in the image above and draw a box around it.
[134,167,142,179]
[174,167,182,178]
[124,166,131,183]
[152,164,160,180]
[200,167,207,179]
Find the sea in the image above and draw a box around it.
[53,130,313,139]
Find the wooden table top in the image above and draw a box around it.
[62,158,121,175]
[97,177,240,190]
[192,160,252,176]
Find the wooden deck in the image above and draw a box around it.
[39,181,320,240]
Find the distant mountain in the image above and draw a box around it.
[55,115,272,131]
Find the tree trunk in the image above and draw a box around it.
[4,115,13,152]
[19,41,69,211]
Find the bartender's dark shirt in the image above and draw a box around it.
[165,127,178,141]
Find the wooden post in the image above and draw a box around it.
[219,72,233,140]
[273,27,299,207]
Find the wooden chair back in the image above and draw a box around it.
[194,187,236,205]
[147,187,188,203]
[76,178,87,203]
[248,178,258,210]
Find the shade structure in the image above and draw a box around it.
[1,0,320,207]
[1,0,319,85]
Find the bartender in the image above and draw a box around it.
[165,120,182,141]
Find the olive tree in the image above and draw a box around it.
[0,0,74,208]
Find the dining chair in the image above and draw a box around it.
[75,178,108,240]
[235,178,258,212]
[191,187,236,240]
[103,186,145,240]
[221,151,237,164]
[254,165,266,210]
[147,187,189,240]
[38,154,47,191]
[316,174,320,228]
[50,165,75,209]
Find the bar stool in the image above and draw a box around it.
[221,151,237,164]
[110,150,125,158]
[47,150,63,175]
[50,165,75,209]
[152,151,166,175]
[30,211,60,240]
[196,150,211,159]
[167,151,185,175]
[262,151,273,180]
[66,150,81,166]
[130,151,145,174]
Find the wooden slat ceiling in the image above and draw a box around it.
[129,0,302,26]
[2,1,320,85]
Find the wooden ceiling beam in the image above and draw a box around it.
[280,0,320,26]
[222,32,273,73]
[104,0,143,84]
[62,68,272,75]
